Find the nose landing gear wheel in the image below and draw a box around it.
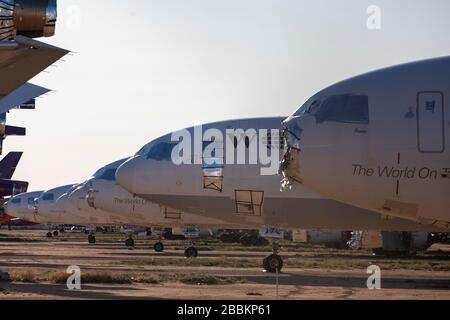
[125,238,135,248]
[184,247,198,258]
[263,254,283,273]
[153,242,164,252]
[88,234,96,244]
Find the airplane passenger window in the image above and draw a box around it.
[315,94,369,124]
[146,142,176,161]
[43,194,55,201]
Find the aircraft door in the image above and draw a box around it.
[417,92,445,153]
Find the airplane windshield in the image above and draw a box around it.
[292,94,369,124]
[98,168,117,181]
[293,99,321,117]
[315,94,369,124]
[146,142,177,161]
[92,168,106,178]
[11,198,21,204]
[136,142,154,157]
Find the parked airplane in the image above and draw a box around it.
[6,158,254,256]
[0,0,67,153]
[280,56,450,229]
[32,184,80,236]
[115,117,446,271]
[66,158,253,254]
[3,190,43,224]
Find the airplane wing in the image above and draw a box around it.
[0,152,23,180]
[0,83,49,114]
[0,35,69,99]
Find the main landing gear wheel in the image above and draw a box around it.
[153,242,164,252]
[53,230,59,237]
[46,232,53,238]
[263,254,284,273]
[125,238,135,248]
[184,247,198,258]
[88,234,96,244]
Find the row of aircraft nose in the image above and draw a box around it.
[115,53,450,233]
[4,56,450,271]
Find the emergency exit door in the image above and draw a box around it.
[417,91,445,153]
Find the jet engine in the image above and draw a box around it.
[370,232,433,256]
[0,0,57,41]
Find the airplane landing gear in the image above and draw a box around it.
[153,241,164,252]
[263,242,284,273]
[184,246,198,258]
[88,234,96,244]
[125,237,135,248]
[184,238,198,258]
[46,230,59,238]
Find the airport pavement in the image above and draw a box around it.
[0,230,449,300]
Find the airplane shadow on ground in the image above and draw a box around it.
[246,273,450,290]
[0,282,168,300]
[102,250,269,259]
[295,253,450,262]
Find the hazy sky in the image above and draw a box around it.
[8,0,450,190]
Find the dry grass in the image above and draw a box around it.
[122,257,260,268]
[7,269,244,286]
[9,270,40,283]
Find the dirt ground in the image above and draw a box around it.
[0,229,449,300]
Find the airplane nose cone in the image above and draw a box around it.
[116,158,136,193]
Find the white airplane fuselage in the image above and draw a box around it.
[34,184,80,224]
[116,118,445,232]
[281,56,450,228]
[81,176,250,229]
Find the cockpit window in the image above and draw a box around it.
[98,168,117,181]
[92,168,105,178]
[146,142,177,161]
[43,194,55,201]
[136,143,153,157]
[294,99,321,116]
[315,94,369,124]
[11,198,21,204]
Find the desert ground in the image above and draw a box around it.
[0,229,449,300]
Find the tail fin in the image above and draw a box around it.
[0,152,23,179]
